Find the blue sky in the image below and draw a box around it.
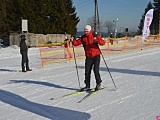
[72,0,152,32]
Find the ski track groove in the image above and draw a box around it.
[0,47,160,120]
[85,93,137,113]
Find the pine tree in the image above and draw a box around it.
[0,0,79,38]
[0,0,8,39]
[51,0,79,35]
[137,2,153,35]
[152,0,159,34]
[65,0,80,35]
[7,0,23,33]
[0,0,14,39]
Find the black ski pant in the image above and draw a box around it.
[21,51,29,71]
[84,55,102,88]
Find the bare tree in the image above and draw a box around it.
[87,16,103,33]
[87,16,95,29]
[104,21,114,34]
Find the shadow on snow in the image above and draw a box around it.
[9,80,78,91]
[0,68,18,72]
[0,89,91,120]
[77,66,160,77]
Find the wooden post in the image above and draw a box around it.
[66,41,72,61]
[136,36,139,49]
[107,37,110,54]
[38,44,44,67]
[125,36,126,51]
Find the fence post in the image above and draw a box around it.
[123,36,127,52]
[148,35,150,47]
[38,44,44,67]
[66,41,72,61]
[159,34,160,45]
[107,37,110,54]
[136,36,139,49]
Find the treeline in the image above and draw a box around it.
[138,0,159,35]
[0,0,79,39]
[0,0,159,40]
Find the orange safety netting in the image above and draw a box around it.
[38,35,160,67]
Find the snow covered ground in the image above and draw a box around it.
[0,46,160,120]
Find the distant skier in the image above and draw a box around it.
[110,33,113,45]
[110,33,113,38]
[72,25,105,91]
[20,34,32,72]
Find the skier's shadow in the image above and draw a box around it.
[0,69,17,72]
[77,66,160,77]
[100,67,160,77]
[77,90,94,103]
[77,87,116,103]
[0,89,91,120]
[10,80,77,91]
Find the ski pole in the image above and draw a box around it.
[71,42,81,88]
[98,47,117,89]
[93,32,117,89]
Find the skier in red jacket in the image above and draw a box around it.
[72,25,105,91]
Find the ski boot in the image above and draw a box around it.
[80,86,90,92]
[95,84,101,91]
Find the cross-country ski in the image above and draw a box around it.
[50,88,93,100]
[77,87,107,103]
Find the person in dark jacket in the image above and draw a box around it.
[20,34,32,72]
[72,25,105,91]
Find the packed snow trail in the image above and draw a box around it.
[0,46,160,120]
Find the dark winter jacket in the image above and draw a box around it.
[72,31,105,58]
[20,35,28,54]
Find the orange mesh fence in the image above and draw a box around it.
[38,44,85,67]
[38,35,160,67]
[103,35,160,54]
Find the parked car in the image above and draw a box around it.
[0,39,3,48]
[1,38,10,46]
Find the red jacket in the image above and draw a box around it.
[72,31,105,58]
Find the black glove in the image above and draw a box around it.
[64,38,69,41]
[93,32,98,46]
[73,35,77,40]
[70,36,76,42]
[93,32,98,37]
